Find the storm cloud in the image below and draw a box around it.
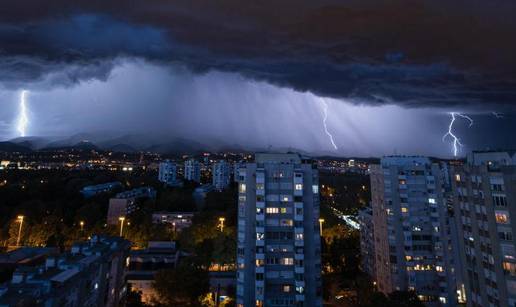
[1,0,516,109]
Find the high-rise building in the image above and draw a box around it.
[184,159,201,183]
[236,153,322,307]
[450,151,516,306]
[369,156,459,305]
[158,160,178,185]
[358,206,376,279]
[213,160,231,191]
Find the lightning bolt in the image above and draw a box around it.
[442,112,473,157]
[321,99,338,150]
[492,111,504,118]
[17,90,29,137]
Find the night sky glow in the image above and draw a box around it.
[0,1,515,157]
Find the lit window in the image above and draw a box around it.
[280,258,294,265]
[436,266,443,272]
[428,198,436,204]
[295,184,303,190]
[266,207,279,214]
[282,285,291,292]
[455,174,461,182]
[256,233,264,240]
[401,207,408,213]
[239,183,246,193]
[296,233,304,240]
[280,208,287,214]
[312,185,319,194]
[495,211,510,224]
[256,259,264,266]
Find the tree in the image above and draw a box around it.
[126,287,150,307]
[362,291,425,307]
[152,262,210,306]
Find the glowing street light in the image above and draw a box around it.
[218,217,225,232]
[16,215,24,247]
[318,218,325,236]
[119,217,126,237]
[79,221,85,232]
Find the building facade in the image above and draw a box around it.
[358,206,376,279]
[450,151,516,306]
[0,236,130,307]
[369,156,459,305]
[184,159,201,183]
[107,187,156,224]
[158,160,177,186]
[236,153,322,307]
[213,160,231,191]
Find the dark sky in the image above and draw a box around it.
[0,0,515,157]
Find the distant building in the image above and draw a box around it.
[151,212,194,232]
[126,241,186,304]
[236,153,323,307]
[368,156,459,305]
[81,181,122,198]
[212,160,231,191]
[158,160,182,186]
[358,206,375,279]
[193,184,214,208]
[107,187,156,224]
[0,235,130,307]
[184,159,201,183]
[450,151,516,306]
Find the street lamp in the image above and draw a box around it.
[119,217,126,237]
[79,221,85,232]
[218,217,225,232]
[318,218,325,236]
[16,216,24,247]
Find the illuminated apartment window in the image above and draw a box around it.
[239,183,246,193]
[455,174,461,182]
[280,208,287,214]
[266,207,279,214]
[256,259,264,267]
[495,211,510,224]
[401,207,408,213]
[295,233,304,240]
[312,185,319,194]
[428,198,436,204]
[295,184,303,190]
[282,285,291,293]
[280,258,294,265]
[256,233,265,240]
[436,266,444,272]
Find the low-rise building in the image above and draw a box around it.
[126,241,186,304]
[151,212,194,232]
[81,182,122,198]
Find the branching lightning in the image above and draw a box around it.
[442,112,473,157]
[17,90,29,137]
[320,99,338,150]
